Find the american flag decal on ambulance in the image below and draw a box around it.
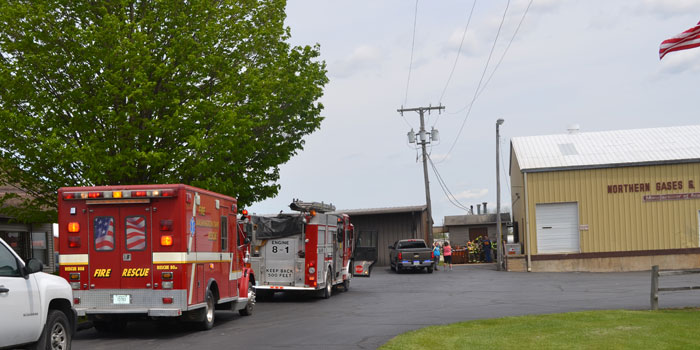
[126,216,147,250]
[94,217,115,251]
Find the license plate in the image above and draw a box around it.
[113,294,131,304]
[413,261,420,265]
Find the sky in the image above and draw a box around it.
[248,0,700,226]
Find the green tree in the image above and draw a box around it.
[0,0,328,222]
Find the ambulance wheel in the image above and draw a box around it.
[239,283,255,316]
[321,272,332,299]
[199,290,215,330]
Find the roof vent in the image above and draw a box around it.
[567,124,580,134]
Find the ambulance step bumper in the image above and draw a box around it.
[73,289,187,316]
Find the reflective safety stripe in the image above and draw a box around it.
[153,252,233,264]
[59,254,89,265]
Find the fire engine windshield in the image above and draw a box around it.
[252,215,304,239]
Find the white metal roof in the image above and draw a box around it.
[511,125,700,172]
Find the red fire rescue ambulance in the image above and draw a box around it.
[57,184,255,330]
[247,200,354,299]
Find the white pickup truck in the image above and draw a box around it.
[0,237,76,350]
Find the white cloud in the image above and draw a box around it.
[658,49,700,75]
[528,0,561,14]
[331,45,380,78]
[453,188,489,200]
[445,27,480,57]
[636,0,700,17]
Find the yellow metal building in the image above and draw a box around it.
[508,125,700,272]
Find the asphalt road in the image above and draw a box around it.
[72,264,700,349]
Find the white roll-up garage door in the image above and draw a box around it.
[535,202,579,254]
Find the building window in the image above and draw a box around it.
[31,232,48,265]
[0,231,30,261]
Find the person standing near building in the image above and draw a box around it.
[467,240,476,263]
[432,242,441,271]
[443,241,453,270]
[483,236,493,263]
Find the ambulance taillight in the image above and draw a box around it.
[67,222,80,233]
[68,236,81,248]
[160,235,173,246]
[160,220,173,231]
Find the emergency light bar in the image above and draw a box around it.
[62,189,177,200]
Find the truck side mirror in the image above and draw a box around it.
[21,258,43,279]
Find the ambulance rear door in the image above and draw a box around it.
[88,204,153,293]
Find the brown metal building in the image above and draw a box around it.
[339,205,428,266]
[444,213,511,246]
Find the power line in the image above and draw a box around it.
[442,0,511,160]
[428,154,470,212]
[442,0,532,117]
[403,0,419,106]
[438,0,478,105]
[479,0,533,100]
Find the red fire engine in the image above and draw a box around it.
[247,200,354,299]
[57,184,255,330]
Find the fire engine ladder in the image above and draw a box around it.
[289,199,336,213]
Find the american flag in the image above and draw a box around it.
[126,216,147,250]
[660,21,700,59]
[94,217,115,251]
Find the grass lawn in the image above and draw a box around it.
[380,309,700,349]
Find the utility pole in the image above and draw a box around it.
[496,118,504,271]
[398,105,444,244]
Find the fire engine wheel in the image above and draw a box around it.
[321,271,332,299]
[199,290,216,330]
[239,283,255,316]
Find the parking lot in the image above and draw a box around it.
[72,263,700,349]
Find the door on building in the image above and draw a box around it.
[535,202,580,254]
[469,227,488,242]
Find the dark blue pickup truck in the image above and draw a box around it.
[388,239,434,273]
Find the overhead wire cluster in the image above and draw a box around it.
[400,0,533,212]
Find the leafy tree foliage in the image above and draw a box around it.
[0,0,327,222]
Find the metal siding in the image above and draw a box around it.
[512,125,700,171]
[525,163,700,254]
[350,211,425,266]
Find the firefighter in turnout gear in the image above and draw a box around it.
[467,241,476,263]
